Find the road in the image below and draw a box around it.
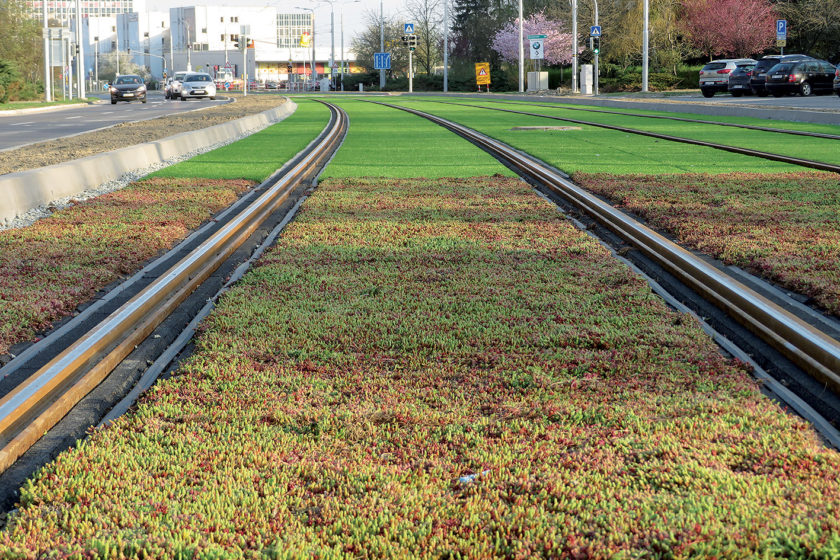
[0,92,228,152]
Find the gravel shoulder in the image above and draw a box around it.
[0,95,288,176]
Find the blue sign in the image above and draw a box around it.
[776,19,787,39]
[374,52,391,70]
[590,25,602,37]
[404,23,414,34]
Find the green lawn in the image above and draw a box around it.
[446,99,840,167]
[148,99,332,182]
[320,98,514,178]
[0,98,95,111]
[381,98,808,175]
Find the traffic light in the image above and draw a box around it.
[408,35,417,51]
[592,37,600,55]
[233,41,240,49]
[401,35,409,45]
[287,64,293,73]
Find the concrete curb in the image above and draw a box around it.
[0,99,296,224]
[0,101,98,118]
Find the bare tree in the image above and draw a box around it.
[406,0,443,74]
[351,10,410,77]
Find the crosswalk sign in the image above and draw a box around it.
[404,23,414,34]
[590,25,601,37]
[475,62,491,85]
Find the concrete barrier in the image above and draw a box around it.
[0,99,296,224]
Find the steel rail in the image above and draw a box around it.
[370,100,840,391]
[420,99,840,175]
[467,98,840,141]
[0,101,348,474]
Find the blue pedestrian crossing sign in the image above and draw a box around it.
[590,25,602,37]
[404,23,414,34]
[374,52,391,70]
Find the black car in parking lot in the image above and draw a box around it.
[834,64,840,97]
[765,59,837,96]
[727,62,756,96]
[749,54,814,96]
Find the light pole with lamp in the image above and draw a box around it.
[518,0,523,92]
[642,0,649,92]
[315,0,359,90]
[296,6,316,88]
[379,0,384,89]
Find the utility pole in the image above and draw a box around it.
[572,0,578,93]
[75,0,85,98]
[94,36,99,89]
[443,0,448,93]
[642,0,649,92]
[241,25,249,96]
[43,0,52,101]
[379,0,384,89]
[340,11,344,91]
[518,0,523,92]
[593,0,599,95]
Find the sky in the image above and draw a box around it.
[146,0,415,53]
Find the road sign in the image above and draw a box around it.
[404,23,414,34]
[475,62,490,85]
[776,39,787,47]
[776,19,787,39]
[590,25,602,37]
[530,38,544,60]
[374,52,391,70]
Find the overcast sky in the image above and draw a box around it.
[146,0,414,52]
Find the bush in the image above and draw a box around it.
[0,59,22,103]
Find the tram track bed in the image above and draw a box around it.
[3,175,839,557]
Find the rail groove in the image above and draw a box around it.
[0,101,348,474]
[423,99,840,175]
[371,100,840,393]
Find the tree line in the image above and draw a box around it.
[350,0,840,90]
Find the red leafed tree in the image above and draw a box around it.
[682,0,777,59]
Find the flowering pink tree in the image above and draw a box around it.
[682,0,777,59]
[491,12,576,65]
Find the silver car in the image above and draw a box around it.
[699,58,756,97]
[178,72,217,100]
[165,71,188,100]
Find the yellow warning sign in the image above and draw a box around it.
[300,31,311,47]
[475,62,491,85]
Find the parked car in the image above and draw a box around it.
[727,62,756,97]
[834,64,840,97]
[264,81,280,90]
[165,71,188,100]
[109,74,146,104]
[178,72,217,100]
[699,58,756,97]
[764,58,837,97]
[749,54,814,96]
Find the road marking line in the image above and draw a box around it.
[10,122,35,126]
[65,115,83,119]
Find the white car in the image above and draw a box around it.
[178,72,217,100]
[165,71,188,100]
[699,58,756,97]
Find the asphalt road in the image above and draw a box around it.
[659,91,840,111]
[0,92,228,152]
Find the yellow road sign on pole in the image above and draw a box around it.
[475,62,491,85]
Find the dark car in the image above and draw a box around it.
[727,62,756,96]
[765,59,837,97]
[749,54,814,96]
[834,64,840,97]
[264,81,280,90]
[109,74,147,104]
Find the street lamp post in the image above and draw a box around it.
[642,0,649,92]
[593,0,598,95]
[43,0,52,101]
[443,0,448,93]
[296,6,316,88]
[94,36,99,90]
[571,0,578,93]
[75,0,85,98]
[518,0,523,93]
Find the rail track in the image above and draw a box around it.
[0,100,348,480]
[469,98,840,141]
[370,99,840,444]
[416,99,840,175]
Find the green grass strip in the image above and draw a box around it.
[484,98,840,137]
[149,99,331,182]
[450,99,840,168]
[384,98,806,175]
[320,98,514,178]
[4,176,840,557]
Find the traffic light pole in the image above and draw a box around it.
[593,0,599,95]
[408,49,413,93]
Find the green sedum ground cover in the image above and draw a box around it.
[149,99,331,181]
[4,176,839,558]
[319,99,515,178]
[0,178,253,356]
[575,171,840,317]
[382,99,804,175]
